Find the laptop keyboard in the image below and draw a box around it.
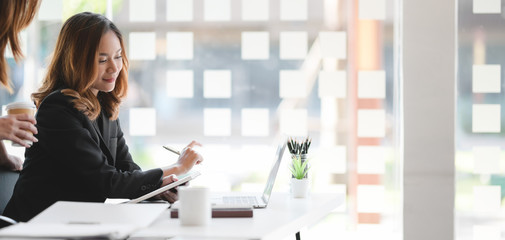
[223,196,259,205]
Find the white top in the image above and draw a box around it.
[131,193,344,240]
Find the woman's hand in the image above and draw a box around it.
[155,174,180,203]
[0,154,23,171]
[0,114,38,148]
[176,141,203,174]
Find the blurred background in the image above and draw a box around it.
[3,0,505,239]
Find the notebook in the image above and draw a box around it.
[210,141,286,208]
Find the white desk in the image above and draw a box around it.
[130,193,344,240]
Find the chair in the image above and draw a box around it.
[0,168,19,228]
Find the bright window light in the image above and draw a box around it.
[472,64,501,93]
[242,0,269,21]
[204,0,231,21]
[357,109,386,138]
[166,32,193,60]
[357,146,386,174]
[129,32,156,60]
[473,0,501,14]
[319,31,347,59]
[473,186,501,212]
[241,32,270,60]
[280,0,307,21]
[204,108,231,136]
[315,146,347,174]
[166,0,193,21]
[166,70,194,98]
[318,71,347,98]
[241,108,269,136]
[357,185,385,213]
[279,32,307,60]
[279,70,307,98]
[280,109,307,137]
[38,0,62,21]
[472,146,501,174]
[472,104,501,133]
[203,70,232,98]
[129,0,155,22]
[359,0,386,20]
[358,70,386,99]
[129,108,156,136]
[473,225,501,240]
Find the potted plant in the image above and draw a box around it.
[287,137,311,198]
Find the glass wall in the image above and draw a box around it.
[2,0,401,238]
[456,0,505,239]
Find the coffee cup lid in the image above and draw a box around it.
[5,101,36,110]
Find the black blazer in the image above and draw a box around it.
[4,90,163,222]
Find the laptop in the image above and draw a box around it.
[210,141,286,208]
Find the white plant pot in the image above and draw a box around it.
[291,178,309,198]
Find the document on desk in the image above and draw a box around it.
[0,201,169,239]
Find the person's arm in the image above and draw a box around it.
[0,142,22,171]
[160,140,204,177]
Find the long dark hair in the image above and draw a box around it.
[0,0,40,93]
[32,12,129,120]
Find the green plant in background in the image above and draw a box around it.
[289,155,310,179]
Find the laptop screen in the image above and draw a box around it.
[261,141,287,204]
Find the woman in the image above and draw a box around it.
[0,0,41,170]
[4,12,204,222]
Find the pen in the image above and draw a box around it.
[163,145,181,155]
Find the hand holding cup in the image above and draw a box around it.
[1,102,38,147]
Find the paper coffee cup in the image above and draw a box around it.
[179,186,211,226]
[5,102,36,147]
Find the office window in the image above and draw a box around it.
[166,70,194,98]
[359,0,386,20]
[280,0,307,21]
[241,32,270,60]
[129,0,155,22]
[166,0,193,22]
[129,108,156,136]
[279,31,308,60]
[203,108,232,136]
[241,108,269,137]
[242,0,269,21]
[166,32,193,60]
[1,0,401,238]
[204,0,231,22]
[203,70,232,98]
[38,0,63,21]
[457,0,505,238]
[472,64,501,93]
[129,32,156,60]
[358,70,386,99]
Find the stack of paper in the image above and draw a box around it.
[0,201,169,239]
[0,223,135,239]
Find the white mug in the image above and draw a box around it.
[179,186,211,226]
